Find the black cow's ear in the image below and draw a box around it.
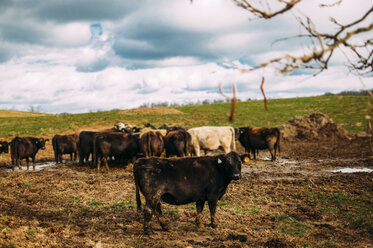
[217,155,226,166]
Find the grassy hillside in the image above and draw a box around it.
[0,95,371,138]
[0,110,51,118]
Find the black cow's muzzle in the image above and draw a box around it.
[232,174,241,180]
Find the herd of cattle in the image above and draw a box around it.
[0,123,281,233]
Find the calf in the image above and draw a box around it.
[237,127,280,161]
[164,129,191,157]
[10,137,49,170]
[134,151,242,234]
[0,141,10,154]
[93,132,140,172]
[52,134,78,163]
[139,131,164,158]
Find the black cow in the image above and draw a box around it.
[93,132,140,172]
[164,130,191,157]
[237,127,280,161]
[139,131,164,158]
[10,137,49,170]
[0,141,10,154]
[52,134,78,163]
[134,151,242,234]
[144,123,156,129]
[78,131,97,165]
[159,124,186,132]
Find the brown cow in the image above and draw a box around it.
[134,152,242,234]
[164,130,191,157]
[139,131,164,158]
[52,134,78,163]
[10,137,49,170]
[236,127,280,161]
[93,132,140,172]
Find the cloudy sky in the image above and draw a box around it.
[0,0,372,113]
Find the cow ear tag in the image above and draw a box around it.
[244,157,250,163]
[217,158,222,164]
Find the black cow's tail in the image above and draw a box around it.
[11,139,16,168]
[185,131,191,157]
[147,133,152,157]
[134,163,142,212]
[52,137,58,163]
[93,135,98,168]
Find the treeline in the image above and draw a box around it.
[138,98,244,108]
[324,89,373,96]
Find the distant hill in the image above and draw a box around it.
[0,110,52,118]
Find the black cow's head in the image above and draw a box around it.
[235,127,245,140]
[36,138,49,150]
[218,152,242,180]
[0,141,10,154]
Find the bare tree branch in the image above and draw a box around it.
[235,1,373,75]
[260,77,269,111]
[233,0,301,19]
[219,83,237,122]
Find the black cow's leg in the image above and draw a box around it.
[26,158,30,170]
[143,202,153,234]
[54,151,58,164]
[151,190,168,231]
[104,158,110,172]
[196,200,205,227]
[32,156,36,170]
[252,148,256,160]
[155,202,169,231]
[97,157,101,172]
[269,148,275,161]
[208,199,218,228]
[16,158,21,170]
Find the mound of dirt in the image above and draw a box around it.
[281,112,351,141]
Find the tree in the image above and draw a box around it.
[232,0,372,76]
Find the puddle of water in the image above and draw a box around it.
[7,161,56,172]
[330,168,373,173]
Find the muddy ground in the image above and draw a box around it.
[0,134,372,248]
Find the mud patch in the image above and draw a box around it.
[329,167,373,173]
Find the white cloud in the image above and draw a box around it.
[49,23,91,47]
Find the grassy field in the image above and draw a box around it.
[0,95,371,138]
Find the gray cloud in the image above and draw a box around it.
[0,0,371,114]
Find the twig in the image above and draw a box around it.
[219,83,238,122]
[260,77,269,111]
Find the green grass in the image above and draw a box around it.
[305,190,373,238]
[0,96,371,137]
